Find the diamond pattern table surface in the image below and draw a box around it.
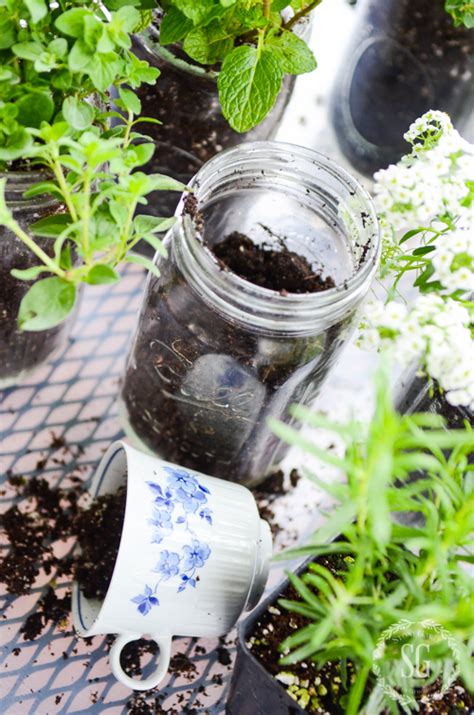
[2,264,363,715]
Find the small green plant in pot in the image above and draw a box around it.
[227,365,474,714]
[126,1,321,225]
[0,0,179,387]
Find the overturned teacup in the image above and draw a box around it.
[72,440,272,690]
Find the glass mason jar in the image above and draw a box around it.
[119,142,380,485]
[0,170,77,389]
[331,0,474,176]
[395,364,472,429]
[129,19,304,223]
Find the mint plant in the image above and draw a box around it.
[268,365,474,713]
[0,103,185,331]
[158,0,320,132]
[0,0,158,162]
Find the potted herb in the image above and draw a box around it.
[357,110,473,422]
[119,141,380,485]
[0,1,178,387]
[227,365,474,714]
[331,0,474,175]
[127,1,319,222]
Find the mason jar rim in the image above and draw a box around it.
[172,141,380,336]
[1,166,58,211]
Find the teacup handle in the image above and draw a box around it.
[110,633,172,691]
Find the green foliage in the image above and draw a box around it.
[0,106,186,331]
[270,365,474,712]
[445,0,474,27]
[0,0,159,162]
[158,0,321,132]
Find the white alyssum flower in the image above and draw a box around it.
[358,295,474,410]
[373,111,474,237]
[431,224,474,293]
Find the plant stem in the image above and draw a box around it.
[345,662,370,715]
[263,0,271,19]
[284,0,323,31]
[5,216,66,278]
[51,159,78,223]
[81,173,91,264]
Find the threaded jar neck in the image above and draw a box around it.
[171,141,380,337]
[2,167,58,213]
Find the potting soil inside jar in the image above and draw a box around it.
[200,188,354,290]
[74,487,127,600]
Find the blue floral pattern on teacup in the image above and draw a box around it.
[131,466,213,616]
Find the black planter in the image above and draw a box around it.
[226,564,307,715]
[331,0,474,176]
[395,364,472,429]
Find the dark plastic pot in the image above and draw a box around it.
[226,563,308,715]
[395,364,472,429]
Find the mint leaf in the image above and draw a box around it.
[266,30,317,74]
[218,45,283,133]
[18,278,76,331]
[62,96,95,130]
[173,0,215,24]
[160,6,193,44]
[183,25,234,64]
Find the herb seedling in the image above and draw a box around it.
[0,100,186,331]
[158,0,320,132]
[268,364,474,714]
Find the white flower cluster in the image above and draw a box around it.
[431,225,474,293]
[373,111,474,236]
[358,295,474,410]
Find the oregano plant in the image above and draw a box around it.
[0,0,158,162]
[0,102,186,331]
[158,0,321,132]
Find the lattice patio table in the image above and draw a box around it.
[1,263,364,715]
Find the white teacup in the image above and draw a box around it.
[72,440,272,690]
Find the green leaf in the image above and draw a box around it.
[183,25,234,64]
[62,97,95,130]
[139,234,168,256]
[30,214,72,238]
[55,8,87,38]
[218,45,283,133]
[118,87,141,115]
[11,265,51,281]
[12,41,44,61]
[173,0,215,24]
[86,264,120,285]
[266,31,317,74]
[15,92,55,129]
[18,278,76,331]
[134,215,176,234]
[68,39,94,71]
[23,182,63,200]
[123,251,161,278]
[24,0,48,23]
[0,15,16,50]
[160,6,193,45]
[146,174,188,192]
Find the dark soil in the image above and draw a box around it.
[253,469,301,537]
[74,487,127,600]
[332,0,474,174]
[0,476,82,595]
[213,233,335,294]
[249,554,474,714]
